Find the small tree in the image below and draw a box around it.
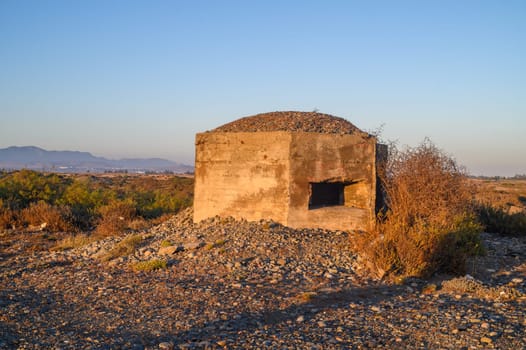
[353,139,482,279]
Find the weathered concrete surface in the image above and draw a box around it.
[287,132,377,231]
[194,132,291,224]
[194,129,378,232]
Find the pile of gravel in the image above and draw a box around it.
[212,111,369,135]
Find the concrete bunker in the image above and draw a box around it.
[193,111,383,231]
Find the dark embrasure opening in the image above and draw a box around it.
[308,182,344,209]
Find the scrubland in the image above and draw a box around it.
[0,159,525,349]
[0,170,193,242]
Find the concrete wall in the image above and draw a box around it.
[194,131,378,231]
[286,133,377,231]
[194,132,291,224]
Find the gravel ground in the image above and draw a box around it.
[1,208,525,349]
[211,111,368,135]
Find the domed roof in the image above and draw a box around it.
[212,111,369,135]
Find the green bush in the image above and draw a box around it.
[0,171,194,234]
[57,178,113,229]
[0,170,70,210]
[477,205,526,236]
[130,178,193,219]
[353,140,483,279]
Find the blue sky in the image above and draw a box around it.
[1,1,525,176]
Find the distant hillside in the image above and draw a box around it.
[0,146,194,173]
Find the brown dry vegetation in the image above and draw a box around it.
[99,234,143,261]
[52,233,94,251]
[1,162,524,279]
[0,204,14,229]
[353,140,483,280]
[472,178,526,236]
[0,171,193,255]
[95,200,138,237]
[472,178,526,209]
[19,201,74,232]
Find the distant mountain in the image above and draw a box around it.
[0,146,194,173]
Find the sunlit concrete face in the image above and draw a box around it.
[194,129,379,231]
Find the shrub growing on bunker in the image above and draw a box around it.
[353,139,483,279]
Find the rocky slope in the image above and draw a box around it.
[0,209,525,349]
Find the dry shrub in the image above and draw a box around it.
[353,139,483,279]
[19,201,74,232]
[149,213,175,225]
[127,217,149,231]
[0,206,15,229]
[477,205,526,236]
[95,200,137,237]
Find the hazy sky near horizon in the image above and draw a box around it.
[1,1,525,176]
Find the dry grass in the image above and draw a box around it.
[421,283,437,294]
[472,179,526,236]
[472,178,526,209]
[441,276,524,300]
[53,233,94,251]
[100,234,143,261]
[353,140,483,279]
[131,259,167,272]
[205,239,227,250]
[160,240,173,248]
[127,218,149,231]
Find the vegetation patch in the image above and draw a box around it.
[205,239,227,250]
[472,178,526,236]
[353,139,483,280]
[19,201,74,232]
[100,234,143,261]
[0,203,15,230]
[53,233,94,251]
[295,291,317,302]
[441,276,524,300]
[160,240,173,247]
[477,205,526,236]
[95,200,137,237]
[0,170,193,234]
[131,259,167,271]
